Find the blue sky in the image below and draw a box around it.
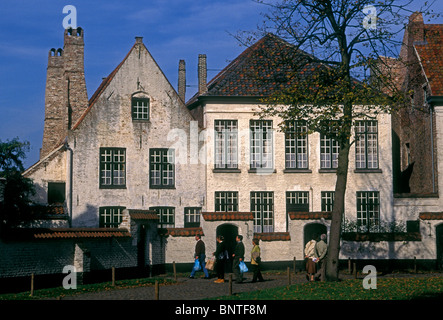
[1,0,442,168]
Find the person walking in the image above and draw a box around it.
[213,235,228,283]
[232,235,245,284]
[251,238,264,283]
[313,233,328,281]
[189,235,210,279]
[304,235,317,282]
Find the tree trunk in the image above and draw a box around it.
[325,137,350,281]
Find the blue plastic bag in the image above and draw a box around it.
[193,259,201,271]
[239,261,248,273]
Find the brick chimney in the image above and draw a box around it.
[178,59,186,102]
[41,27,88,159]
[41,47,67,159]
[63,27,88,129]
[400,12,425,63]
[198,54,207,95]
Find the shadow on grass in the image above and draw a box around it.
[411,292,443,300]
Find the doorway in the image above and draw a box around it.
[216,224,238,273]
[437,224,443,270]
[303,223,327,246]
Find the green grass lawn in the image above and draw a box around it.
[1,273,442,301]
[211,277,443,300]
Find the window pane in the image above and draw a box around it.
[355,121,378,169]
[100,148,125,188]
[356,191,380,232]
[215,191,238,212]
[132,98,149,120]
[151,207,175,228]
[250,120,273,169]
[99,206,125,228]
[321,191,335,212]
[215,120,238,169]
[251,191,274,233]
[185,207,201,227]
[150,149,175,188]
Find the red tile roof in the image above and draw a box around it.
[128,209,159,221]
[289,211,332,220]
[414,25,443,96]
[202,212,254,221]
[164,227,204,237]
[254,232,291,241]
[6,228,131,240]
[187,33,323,105]
[21,204,67,219]
[419,212,443,220]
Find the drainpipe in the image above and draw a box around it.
[64,140,73,227]
[430,104,435,193]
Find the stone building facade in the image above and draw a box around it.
[187,34,397,264]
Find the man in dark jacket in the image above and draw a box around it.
[190,235,209,279]
[214,235,228,283]
[232,235,245,283]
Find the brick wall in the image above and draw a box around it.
[0,237,137,279]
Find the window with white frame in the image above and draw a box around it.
[99,206,125,228]
[356,191,380,232]
[250,120,273,169]
[286,191,309,213]
[184,207,201,228]
[132,97,149,120]
[214,120,238,169]
[320,121,340,169]
[355,120,378,169]
[100,148,126,188]
[285,120,308,169]
[215,191,239,212]
[150,206,175,228]
[149,148,175,188]
[251,191,274,233]
[321,191,335,212]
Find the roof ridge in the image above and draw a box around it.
[71,42,137,130]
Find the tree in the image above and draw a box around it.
[0,138,35,229]
[249,0,435,281]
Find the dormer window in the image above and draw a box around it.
[132,97,150,121]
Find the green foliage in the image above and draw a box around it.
[0,137,30,173]
[250,0,434,281]
[341,218,406,233]
[253,0,427,137]
[0,138,35,228]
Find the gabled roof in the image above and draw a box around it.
[414,24,443,96]
[187,33,323,107]
[23,142,66,177]
[72,37,189,131]
[71,42,137,130]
